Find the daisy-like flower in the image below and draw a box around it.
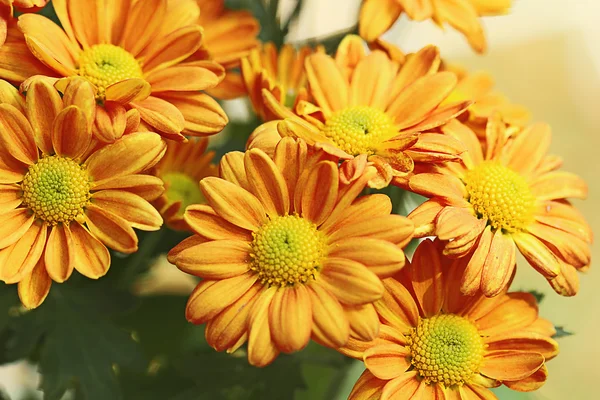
[343,239,559,400]
[250,35,471,189]
[408,116,591,297]
[360,0,511,53]
[0,0,47,46]
[0,77,166,309]
[442,63,530,138]
[168,138,414,366]
[0,0,228,141]
[241,42,322,121]
[152,138,217,231]
[193,0,260,99]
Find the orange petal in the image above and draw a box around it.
[44,224,74,283]
[200,177,267,231]
[411,239,444,317]
[329,214,414,248]
[408,199,444,237]
[346,303,380,341]
[18,13,78,72]
[269,285,312,353]
[481,230,516,297]
[130,96,185,139]
[273,136,308,199]
[527,222,590,269]
[0,208,34,248]
[0,184,23,214]
[476,293,538,336]
[460,384,498,399]
[205,283,261,352]
[184,204,252,241]
[364,344,411,380]
[0,80,26,113]
[146,66,220,92]
[381,371,420,400]
[305,53,348,114]
[503,123,551,176]
[379,278,420,330]
[247,286,280,366]
[91,174,164,201]
[387,72,457,130]
[59,77,96,125]
[25,77,62,155]
[504,364,548,392]
[406,132,465,163]
[119,0,166,56]
[322,193,392,236]
[52,105,90,159]
[549,261,579,297]
[174,239,251,279]
[86,132,166,183]
[308,282,350,348]
[530,171,588,200]
[69,222,110,279]
[92,101,127,143]
[64,0,101,47]
[408,173,469,207]
[185,272,258,324]
[328,238,406,278]
[84,204,138,253]
[91,190,162,231]
[390,45,440,98]
[219,151,248,188]
[436,206,479,241]
[350,51,395,109]
[512,232,560,278]
[0,220,46,284]
[321,257,384,305]
[105,78,151,104]
[335,35,366,80]
[348,370,386,400]
[358,0,401,42]
[17,258,51,309]
[441,119,483,168]
[141,25,203,73]
[301,160,339,225]
[461,226,493,296]
[485,332,559,360]
[480,350,544,381]
[435,0,486,53]
[0,104,38,164]
[244,148,289,217]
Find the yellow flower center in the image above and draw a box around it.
[21,156,91,225]
[321,106,396,156]
[162,172,205,215]
[407,314,485,387]
[464,161,535,232]
[250,215,327,287]
[77,44,143,95]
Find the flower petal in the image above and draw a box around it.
[504,364,548,392]
[247,286,280,366]
[141,25,203,73]
[305,53,348,114]
[269,285,312,353]
[301,161,339,225]
[480,350,544,381]
[18,259,51,309]
[244,148,289,217]
[105,78,151,104]
[381,371,420,400]
[0,220,46,284]
[0,184,23,214]
[44,224,74,283]
[25,77,62,155]
[308,282,350,348]
[530,171,588,200]
[346,303,380,341]
[91,190,162,231]
[485,332,559,360]
[146,66,220,92]
[0,208,34,248]
[481,230,516,297]
[390,45,440,99]
[130,96,185,139]
[409,173,469,207]
[119,0,166,56]
[358,0,402,42]
[321,257,384,305]
[84,204,138,253]
[91,174,164,201]
[503,123,551,176]
[185,272,258,324]
[364,344,411,380]
[92,101,127,143]
[86,132,166,183]
[174,239,251,279]
[329,238,406,278]
[184,204,252,241]
[348,370,385,400]
[52,105,90,159]
[200,177,267,231]
[329,214,414,248]
[476,293,538,336]
[512,232,560,278]
[0,104,38,164]
[69,222,110,279]
[410,239,444,317]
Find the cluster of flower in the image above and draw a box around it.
[0,0,591,399]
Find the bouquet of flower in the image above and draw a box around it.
[0,0,592,399]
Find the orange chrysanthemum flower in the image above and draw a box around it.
[342,239,559,400]
[408,116,592,297]
[193,0,260,99]
[359,0,511,53]
[241,42,323,122]
[442,63,530,137]
[152,138,217,230]
[168,138,414,366]
[0,77,166,309]
[0,0,47,46]
[0,0,228,142]
[249,35,471,189]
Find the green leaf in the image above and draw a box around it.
[527,290,545,304]
[0,281,146,400]
[553,326,574,339]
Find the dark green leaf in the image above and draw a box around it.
[553,326,574,339]
[528,290,545,304]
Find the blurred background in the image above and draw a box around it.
[1,0,599,399]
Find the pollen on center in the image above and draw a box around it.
[250,214,327,287]
[321,106,396,156]
[76,43,143,95]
